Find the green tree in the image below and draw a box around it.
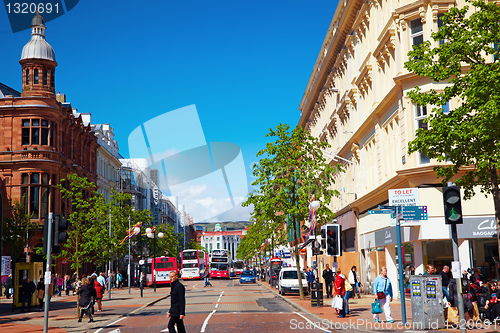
[58,173,105,274]
[243,124,342,299]
[404,0,500,258]
[2,196,36,263]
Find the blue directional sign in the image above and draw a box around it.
[368,209,395,214]
[401,206,428,220]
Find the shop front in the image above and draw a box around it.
[457,215,498,279]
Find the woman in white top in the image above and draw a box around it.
[348,266,361,298]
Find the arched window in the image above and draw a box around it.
[34,69,39,84]
[51,72,54,88]
[26,69,30,85]
[43,70,47,85]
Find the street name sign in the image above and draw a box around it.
[368,209,395,214]
[401,206,428,220]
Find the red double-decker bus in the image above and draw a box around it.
[180,250,208,280]
[210,249,230,278]
[144,256,178,286]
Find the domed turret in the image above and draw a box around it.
[20,11,55,61]
[20,12,57,98]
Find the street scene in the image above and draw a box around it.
[1,0,500,332]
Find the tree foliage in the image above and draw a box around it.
[404,1,500,256]
[58,173,103,273]
[241,123,342,298]
[2,196,36,262]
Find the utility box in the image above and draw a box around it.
[410,275,445,329]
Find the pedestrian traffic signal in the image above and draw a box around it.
[323,224,342,256]
[442,185,463,224]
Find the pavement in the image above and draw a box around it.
[0,286,169,333]
[3,280,500,332]
[258,279,500,333]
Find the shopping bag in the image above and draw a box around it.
[447,306,459,325]
[333,295,344,310]
[469,302,480,321]
[371,300,383,314]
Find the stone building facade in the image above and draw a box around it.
[299,0,496,296]
[0,12,98,262]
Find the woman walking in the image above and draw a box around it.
[94,276,104,312]
[373,267,393,323]
[334,268,346,318]
[36,278,45,310]
[77,278,96,323]
[348,266,361,298]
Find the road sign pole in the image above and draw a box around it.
[395,206,407,325]
[451,223,466,333]
[43,213,53,333]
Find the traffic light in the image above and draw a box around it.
[43,215,50,254]
[443,186,463,224]
[324,224,342,256]
[320,226,327,249]
[53,215,69,253]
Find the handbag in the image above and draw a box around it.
[9,288,14,294]
[447,306,459,324]
[377,278,388,299]
[333,295,344,310]
[371,300,383,314]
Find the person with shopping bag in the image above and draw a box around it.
[334,268,346,318]
[373,267,393,323]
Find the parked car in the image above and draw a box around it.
[239,270,256,284]
[278,267,308,296]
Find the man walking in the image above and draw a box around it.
[322,264,334,298]
[204,269,212,287]
[167,271,186,333]
[4,274,13,299]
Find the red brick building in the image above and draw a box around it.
[0,12,98,263]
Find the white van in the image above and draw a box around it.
[278,267,308,296]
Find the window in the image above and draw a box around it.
[415,105,430,164]
[34,69,39,84]
[442,100,449,114]
[43,70,47,85]
[410,19,424,47]
[437,14,445,45]
[21,172,51,219]
[21,118,54,146]
[51,71,54,88]
[26,69,30,85]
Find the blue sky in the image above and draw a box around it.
[0,0,338,222]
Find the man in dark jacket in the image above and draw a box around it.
[167,271,186,333]
[322,264,334,298]
[4,274,13,299]
[21,278,36,312]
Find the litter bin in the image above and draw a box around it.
[311,282,323,307]
[410,275,445,329]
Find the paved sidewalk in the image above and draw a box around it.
[259,279,500,333]
[0,287,169,333]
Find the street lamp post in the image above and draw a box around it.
[146,227,164,293]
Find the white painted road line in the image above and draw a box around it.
[200,291,225,332]
[200,310,216,332]
[93,317,127,333]
[293,312,331,333]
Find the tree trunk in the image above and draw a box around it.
[491,167,500,279]
[293,215,305,300]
